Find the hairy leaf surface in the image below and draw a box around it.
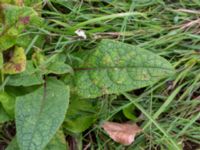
[6,131,68,150]
[16,78,70,150]
[72,39,175,98]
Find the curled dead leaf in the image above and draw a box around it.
[102,121,142,145]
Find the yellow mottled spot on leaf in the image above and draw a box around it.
[141,70,150,80]
[103,55,112,65]
[3,47,26,74]
[116,79,125,84]
[114,68,119,71]
[101,86,109,95]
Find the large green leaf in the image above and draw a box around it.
[64,96,99,133]
[6,131,68,150]
[7,61,44,86]
[16,78,70,150]
[71,39,175,98]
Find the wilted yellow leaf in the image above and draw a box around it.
[3,47,26,74]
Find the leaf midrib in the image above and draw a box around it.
[74,65,173,72]
[27,84,47,150]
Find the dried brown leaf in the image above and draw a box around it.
[102,121,142,145]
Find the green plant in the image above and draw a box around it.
[2,0,199,150]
